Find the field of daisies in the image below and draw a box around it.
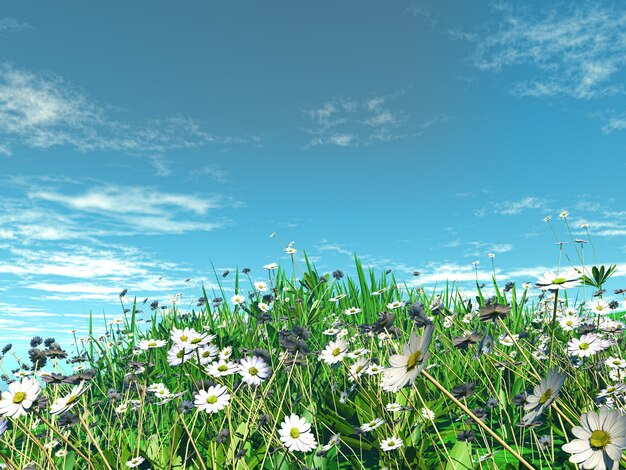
[2,243,626,469]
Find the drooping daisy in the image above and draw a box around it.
[253,281,268,292]
[138,339,167,350]
[194,385,231,414]
[522,369,566,425]
[348,357,370,382]
[278,413,317,453]
[238,356,271,386]
[535,270,580,291]
[50,381,89,415]
[380,437,403,451]
[381,325,434,392]
[126,457,145,468]
[360,417,384,432]
[386,301,404,310]
[563,407,626,470]
[319,338,349,365]
[0,377,40,418]
[206,359,239,377]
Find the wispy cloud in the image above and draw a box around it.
[0,18,30,33]
[0,64,253,167]
[495,196,548,215]
[460,3,626,100]
[302,93,446,147]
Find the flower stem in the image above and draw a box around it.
[421,370,535,470]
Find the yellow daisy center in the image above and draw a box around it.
[249,367,258,376]
[539,389,552,404]
[332,348,341,356]
[579,343,590,350]
[207,395,217,404]
[13,392,26,404]
[407,350,422,370]
[590,430,611,449]
[290,427,300,438]
[552,278,566,285]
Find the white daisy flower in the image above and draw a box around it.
[55,449,68,457]
[138,339,167,350]
[126,457,145,468]
[0,377,40,418]
[319,339,349,365]
[194,385,230,414]
[231,294,246,305]
[568,334,608,358]
[563,407,626,470]
[323,328,339,335]
[348,357,370,382]
[366,364,385,375]
[344,307,361,315]
[360,417,384,432]
[606,357,626,370]
[380,437,403,451]
[559,316,581,331]
[329,294,347,302]
[278,413,317,453]
[258,302,271,313]
[588,299,611,316]
[385,403,404,412]
[420,407,435,420]
[535,270,580,291]
[167,344,194,366]
[522,369,566,425]
[386,301,404,310]
[219,346,233,360]
[263,263,278,270]
[206,359,239,377]
[238,356,271,386]
[381,325,434,392]
[253,281,268,292]
[197,344,220,365]
[50,381,89,415]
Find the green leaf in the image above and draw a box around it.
[445,441,472,470]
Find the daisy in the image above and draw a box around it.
[115,403,129,414]
[138,339,167,350]
[344,307,361,315]
[385,403,404,412]
[420,407,435,420]
[194,385,230,414]
[253,281,268,292]
[559,316,581,331]
[55,449,68,457]
[50,381,89,415]
[257,302,271,313]
[563,407,626,470]
[206,359,239,377]
[588,299,612,316]
[381,325,434,392]
[348,357,370,381]
[323,328,339,335]
[366,363,385,375]
[263,263,278,270]
[238,356,271,386]
[167,344,194,366]
[360,417,384,432]
[197,344,219,365]
[0,377,40,418]
[278,413,317,453]
[126,457,145,468]
[606,357,626,370]
[568,334,608,358]
[329,294,347,302]
[219,346,233,360]
[231,294,246,305]
[284,246,297,255]
[319,339,349,365]
[380,437,403,451]
[386,301,404,310]
[535,270,580,291]
[522,369,566,425]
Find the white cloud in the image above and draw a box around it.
[0,64,252,162]
[464,4,626,99]
[0,18,30,33]
[302,93,446,147]
[495,196,548,215]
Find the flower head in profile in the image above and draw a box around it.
[278,413,317,453]
[381,324,435,392]
[522,369,566,425]
[126,457,145,468]
[479,303,511,322]
[50,381,89,415]
[0,377,40,418]
[535,270,580,291]
[563,407,626,470]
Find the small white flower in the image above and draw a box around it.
[126,457,145,468]
[380,437,403,451]
[138,339,167,350]
[206,359,239,377]
[263,263,278,270]
[344,307,361,315]
[360,417,384,432]
[254,281,268,292]
[231,294,246,305]
[238,356,271,386]
[278,413,317,453]
[386,301,404,310]
[194,385,230,414]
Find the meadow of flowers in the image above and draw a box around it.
[2,230,626,469]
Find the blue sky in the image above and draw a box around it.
[1,1,626,351]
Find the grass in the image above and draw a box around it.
[1,245,626,469]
